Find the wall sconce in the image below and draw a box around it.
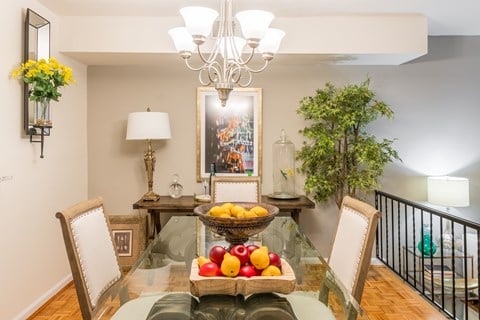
[24,9,51,158]
[126,108,172,201]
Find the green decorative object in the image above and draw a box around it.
[417,224,437,256]
[296,78,401,208]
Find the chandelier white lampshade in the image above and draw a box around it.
[180,6,218,40]
[427,176,470,207]
[168,27,195,53]
[168,0,285,107]
[235,10,274,42]
[219,36,246,59]
[258,28,286,54]
[126,112,171,141]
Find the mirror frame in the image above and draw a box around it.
[24,9,51,136]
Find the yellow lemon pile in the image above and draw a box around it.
[207,203,269,219]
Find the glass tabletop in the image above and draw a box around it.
[98,216,365,320]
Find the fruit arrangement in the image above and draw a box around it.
[198,244,283,278]
[207,203,269,219]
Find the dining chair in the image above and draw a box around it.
[55,197,124,320]
[286,195,380,320]
[210,176,261,203]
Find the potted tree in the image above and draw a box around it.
[296,78,400,208]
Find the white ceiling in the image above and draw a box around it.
[38,0,480,36]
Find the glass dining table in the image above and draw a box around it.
[98,216,368,320]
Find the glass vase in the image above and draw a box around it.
[169,173,183,199]
[272,129,296,198]
[417,224,437,256]
[35,99,52,126]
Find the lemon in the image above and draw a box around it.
[221,202,234,214]
[230,205,246,217]
[209,206,227,217]
[236,211,246,219]
[249,246,270,270]
[219,213,231,218]
[220,253,241,277]
[244,210,258,218]
[261,265,282,276]
[251,206,268,217]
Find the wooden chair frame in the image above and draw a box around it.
[56,197,123,320]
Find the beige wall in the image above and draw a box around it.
[87,36,480,258]
[0,1,88,319]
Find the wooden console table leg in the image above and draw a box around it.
[290,209,300,224]
[147,209,162,239]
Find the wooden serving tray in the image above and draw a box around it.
[190,258,296,297]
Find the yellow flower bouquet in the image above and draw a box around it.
[12,57,75,125]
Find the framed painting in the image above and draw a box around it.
[112,229,133,257]
[196,87,262,181]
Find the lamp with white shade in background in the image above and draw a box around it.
[427,176,470,208]
[126,108,172,201]
[427,176,470,251]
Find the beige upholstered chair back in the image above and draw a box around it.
[211,176,261,203]
[328,196,380,303]
[56,197,122,320]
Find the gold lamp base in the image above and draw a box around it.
[141,190,160,202]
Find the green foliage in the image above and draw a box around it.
[296,79,401,207]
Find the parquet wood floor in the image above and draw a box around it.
[28,266,447,320]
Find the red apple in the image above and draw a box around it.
[268,252,282,269]
[230,244,250,265]
[198,262,220,277]
[238,265,257,278]
[209,246,227,265]
[246,244,260,255]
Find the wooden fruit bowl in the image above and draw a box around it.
[190,258,296,297]
[193,202,279,245]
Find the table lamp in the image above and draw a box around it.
[427,176,469,250]
[126,108,171,201]
[427,176,470,208]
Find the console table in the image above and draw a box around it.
[133,195,315,237]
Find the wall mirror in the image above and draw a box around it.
[24,9,50,136]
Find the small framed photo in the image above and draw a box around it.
[112,229,133,257]
[196,87,262,181]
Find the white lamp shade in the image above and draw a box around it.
[427,176,470,207]
[235,10,273,40]
[126,112,172,140]
[219,36,246,60]
[258,28,285,54]
[168,27,195,52]
[180,6,218,37]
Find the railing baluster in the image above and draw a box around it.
[440,217,445,309]
[413,206,417,288]
[463,224,468,320]
[405,203,409,281]
[391,198,395,270]
[397,200,401,274]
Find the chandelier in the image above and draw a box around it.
[168,0,285,106]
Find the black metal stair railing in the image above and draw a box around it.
[375,190,480,320]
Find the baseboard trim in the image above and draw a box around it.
[17,274,73,320]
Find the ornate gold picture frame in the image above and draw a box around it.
[196,87,262,182]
